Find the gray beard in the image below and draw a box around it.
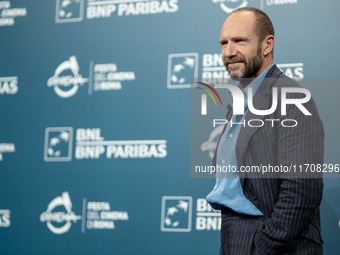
[226,47,263,81]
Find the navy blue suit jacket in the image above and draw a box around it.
[213,65,324,254]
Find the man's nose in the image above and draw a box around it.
[223,43,237,59]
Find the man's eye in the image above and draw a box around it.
[222,41,229,48]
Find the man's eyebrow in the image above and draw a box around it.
[231,36,248,41]
[220,36,249,45]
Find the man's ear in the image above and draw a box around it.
[262,35,275,57]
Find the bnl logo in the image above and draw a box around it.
[161,196,192,232]
[44,127,73,162]
[167,53,199,89]
[56,0,84,23]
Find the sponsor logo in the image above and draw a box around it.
[167,53,199,89]
[170,53,304,86]
[0,210,10,227]
[44,127,73,162]
[56,0,179,23]
[161,196,192,232]
[0,76,18,95]
[202,53,229,79]
[84,200,129,232]
[277,63,303,80]
[47,57,136,98]
[56,0,84,23]
[40,192,81,234]
[89,62,136,94]
[201,126,224,159]
[202,53,304,80]
[0,142,15,162]
[212,0,297,12]
[212,0,254,13]
[266,0,298,6]
[44,127,167,161]
[196,198,221,231]
[166,52,231,89]
[40,192,129,234]
[47,56,88,98]
[75,128,167,159]
[160,196,220,232]
[87,0,179,18]
[0,1,27,27]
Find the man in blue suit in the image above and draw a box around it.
[206,7,324,255]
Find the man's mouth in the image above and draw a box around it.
[226,61,244,69]
[228,61,243,66]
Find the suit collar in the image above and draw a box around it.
[236,65,282,179]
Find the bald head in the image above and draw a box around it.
[221,10,258,46]
[230,7,275,46]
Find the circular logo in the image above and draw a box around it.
[40,192,81,234]
[47,56,88,98]
[216,0,250,13]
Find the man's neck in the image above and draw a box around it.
[256,58,273,77]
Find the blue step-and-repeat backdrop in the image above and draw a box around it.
[0,0,339,254]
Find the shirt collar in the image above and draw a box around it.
[228,64,274,112]
[242,63,274,99]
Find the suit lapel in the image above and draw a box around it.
[237,65,282,180]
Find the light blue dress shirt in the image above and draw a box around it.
[206,64,274,215]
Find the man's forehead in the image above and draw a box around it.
[221,11,256,35]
